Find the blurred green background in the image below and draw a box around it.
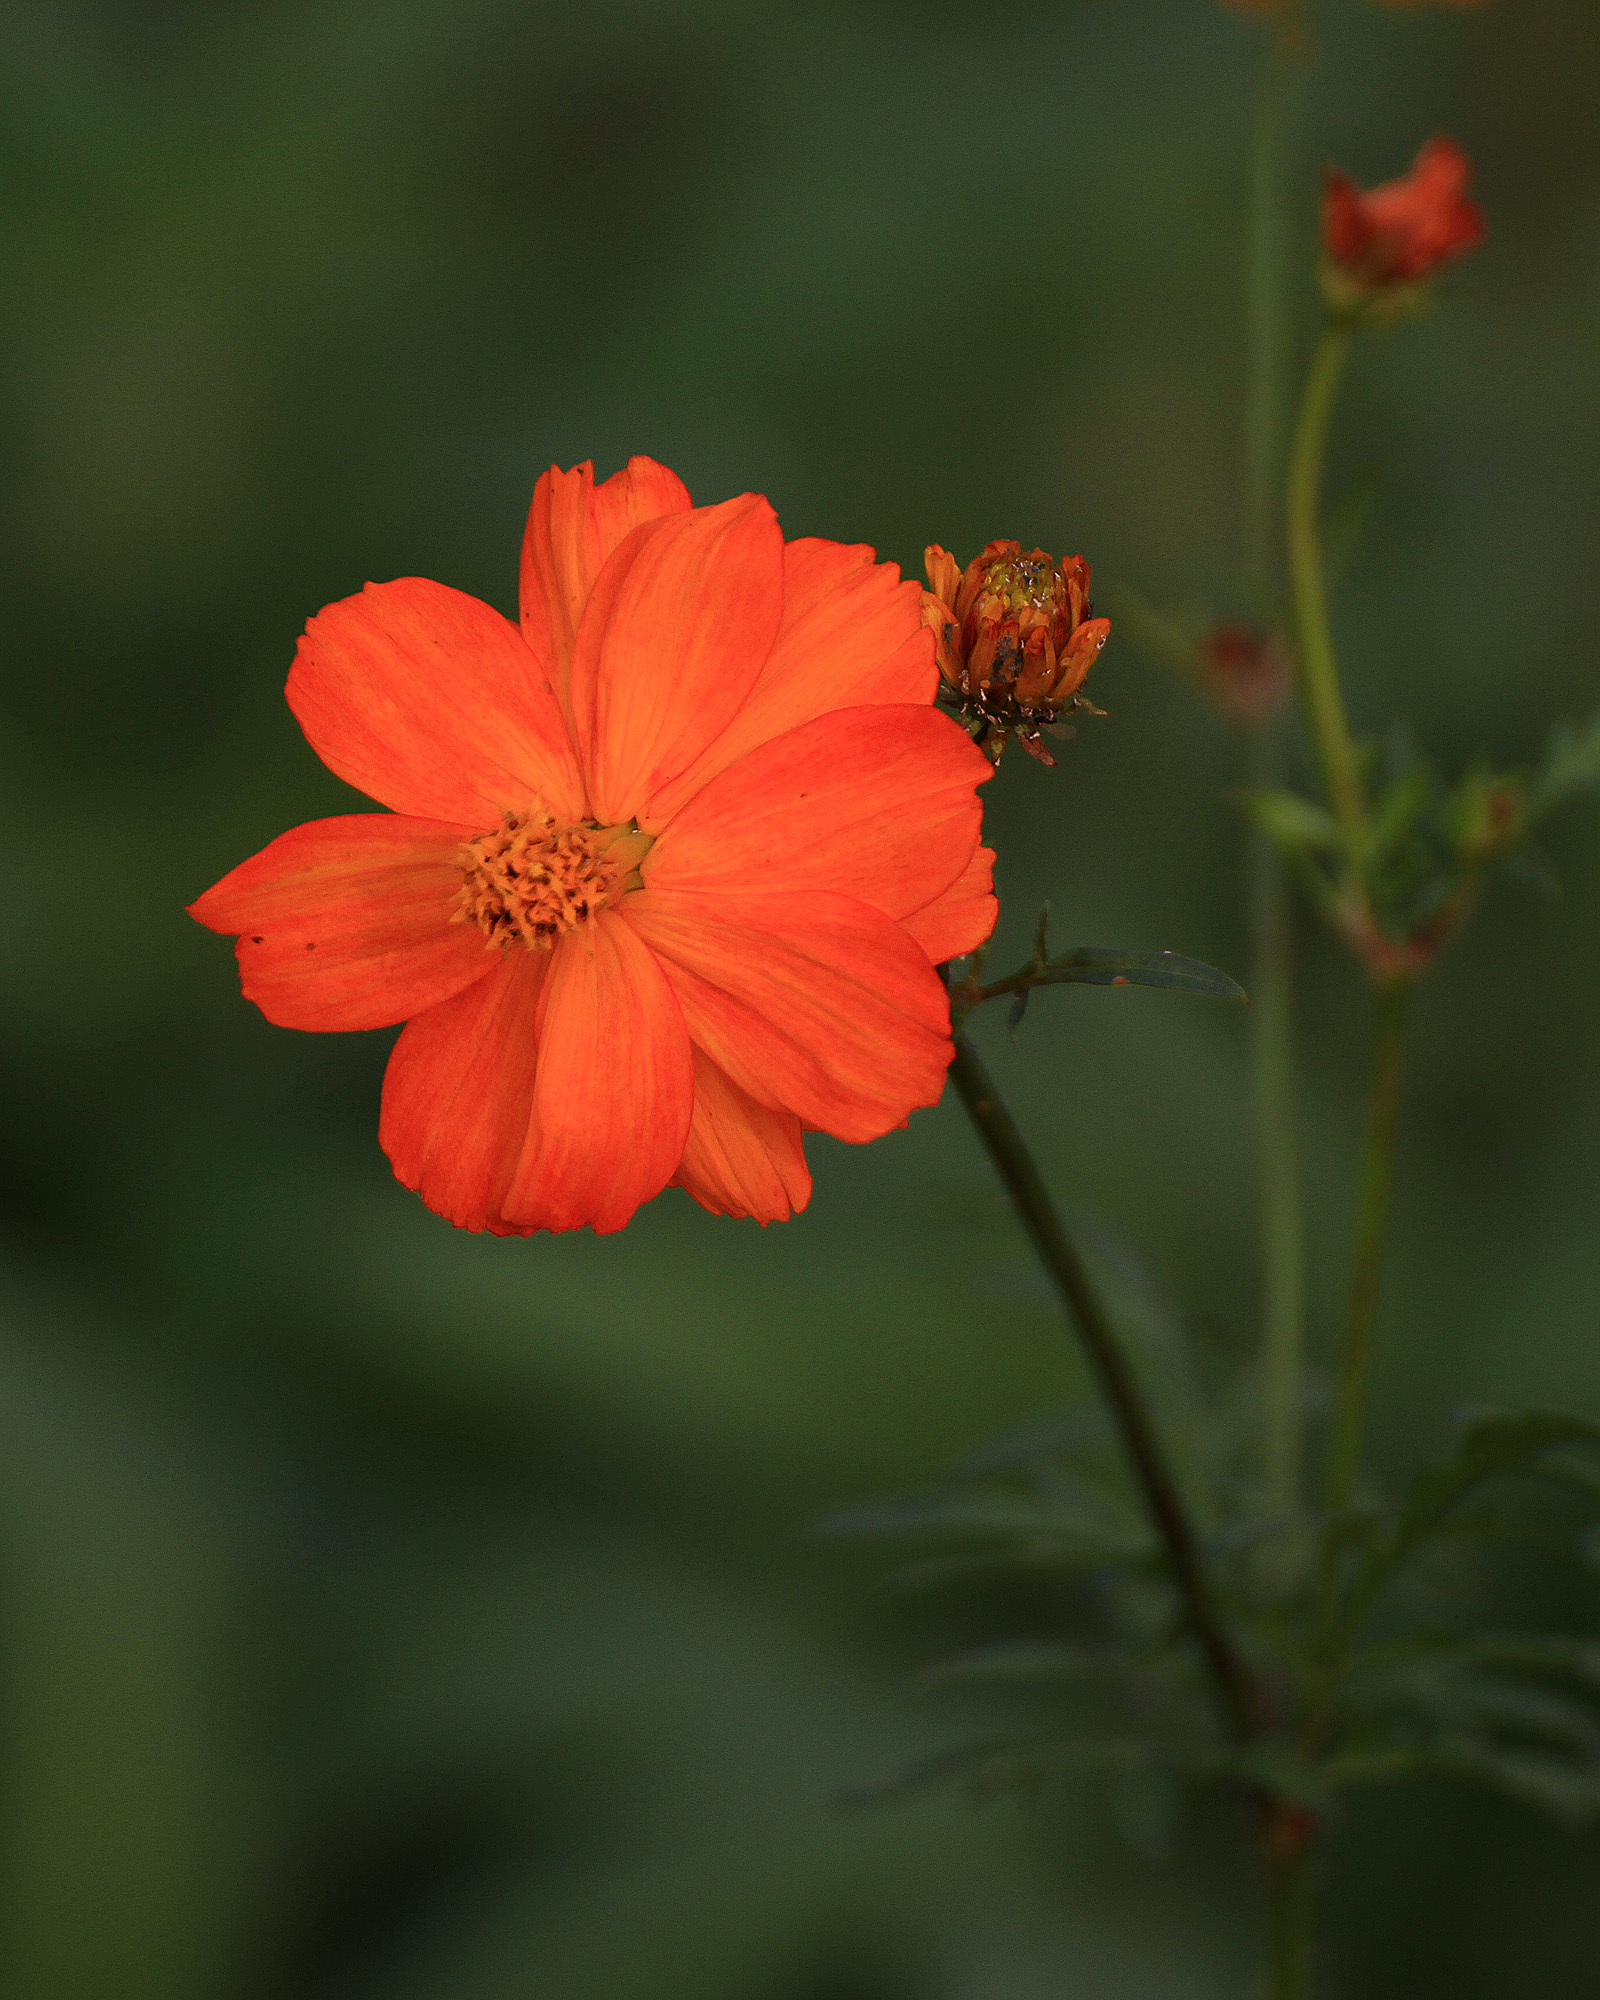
[4,0,1599,1992]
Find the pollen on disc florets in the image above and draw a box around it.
[452,808,653,952]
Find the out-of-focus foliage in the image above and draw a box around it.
[2,0,1598,1994]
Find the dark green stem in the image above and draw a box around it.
[1266,1844,1316,2000]
[1324,979,1413,1513]
[1239,17,1309,1514]
[1251,724,1306,1512]
[949,1032,1263,1741]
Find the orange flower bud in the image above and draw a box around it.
[1322,136,1484,314]
[922,539,1110,767]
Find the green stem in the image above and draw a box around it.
[1242,32,1300,606]
[948,1031,1263,1741]
[1324,978,1412,1513]
[1239,18,1308,1514]
[1266,1844,1316,1999]
[1287,321,1367,868]
[1244,17,1320,1997]
[1251,725,1306,1512]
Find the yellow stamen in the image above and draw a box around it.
[452,808,653,952]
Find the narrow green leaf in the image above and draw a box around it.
[1034,948,1247,1002]
[1466,1634,1600,1687]
[1368,763,1436,862]
[813,1488,1150,1556]
[878,1542,1157,1594]
[1191,1743,1329,1809]
[1323,1746,1437,1790]
[1528,707,1600,822]
[951,1406,1113,1477]
[836,1734,1156,1811]
[1428,1738,1600,1829]
[1458,1679,1600,1759]
[834,1737,1049,1810]
[1340,1412,1600,1635]
[921,1640,1155,1688]
[1393,1412,1600,1557]
[1242,789,1343,858]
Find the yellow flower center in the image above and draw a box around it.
[452,808,653,952]
[983,548,1058,617]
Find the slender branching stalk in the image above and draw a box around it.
[1286,321,1366,868]
[1251,723,1308,1514]
[1241,24,1309,1517]
[1242,22,1302,606]
[1324,977,1412,1512]
[1266,1843,1317,2000]
[1242,24,1320,1991]
[948,1031,1265,1743]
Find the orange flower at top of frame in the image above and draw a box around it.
[189,458,998,1236]
[1322,136,1485,299]
[1222,0,1489,14]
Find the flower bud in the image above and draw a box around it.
[1321,136,1485,318]
[1197,621,1291,729]
[1451,768,1525,867]
[922,539,1111,767]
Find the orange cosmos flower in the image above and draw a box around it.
[190,458,998,1235]
[1322,136,1485,306]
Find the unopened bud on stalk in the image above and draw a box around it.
[1321,136,1485,321]
[1451,768,1525,867]
[922,540,1111,767]
[1197,621,1291,729]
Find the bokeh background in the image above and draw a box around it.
[4,0,1599,1992]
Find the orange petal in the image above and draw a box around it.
[187,814,495,1031]
[1056,616,1111,700]
[648,538,936,822]
[672,1046,811,1223]
[647,705,990,922]
[501,912,693,1234]
[898,845,998,964]
[379,951,548,1234]
[923,544,961,607]
[572,495,785,825]
[288,579,584,824]
[621,887,952,1143]
[518,457,693,725]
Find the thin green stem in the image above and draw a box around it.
[1243,15,1320,1996]
[1287,321,1367,868]
[1324,978,1412,1513]
[1239,17,1309,1515]
[1250,724,1306,1512]
[1266,1844,1316,2000]
[1242,33,1299,606]
[948,1031,1264,1742]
